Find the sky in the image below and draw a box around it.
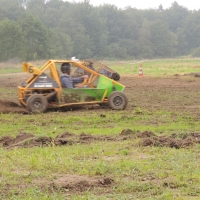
[71,0,200,10]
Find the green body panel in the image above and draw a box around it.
[61,88,106,104]
[59,75,125,104]
[97,75,125,97]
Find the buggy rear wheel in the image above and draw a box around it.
[108,91,128,110]
[26,94,48,113]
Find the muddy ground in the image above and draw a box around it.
[1,72,200,195]
[1,72,200,113]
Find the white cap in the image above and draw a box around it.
[71,56,79,61]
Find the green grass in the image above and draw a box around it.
[0,109,200,137]
[1,141,200,199]
[0,68,21,73]
[0,59,46,74]
[0,108,200,199]
[1,58,200,75]
[104,58,200,76]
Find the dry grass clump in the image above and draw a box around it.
[0,58,21,69]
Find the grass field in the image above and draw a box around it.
[0,58,200,199]
[104,58,200,76]
[1,58,200,76]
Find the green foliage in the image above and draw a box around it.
[0,0,25,21]
[1,1,200,61]
[192,47,200,57]
[150,20,177,57]
[19,15,50,61]
[0,19,23,61]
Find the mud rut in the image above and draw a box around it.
[1,129,200,149]
[1,72,200,194]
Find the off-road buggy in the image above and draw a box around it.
[18,59,128,113]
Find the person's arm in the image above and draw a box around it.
[71,76,84,84]
[73,75,89,88]
[61,76,73,88]
[72,74,89,84]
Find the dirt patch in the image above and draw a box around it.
[139,131,200,148]
[1,174,114,197]
[183,72,200,77]
[192,65,200,68]
[1,133,52,148]
[0,100,28,114]
[1,133,35,147]
[52,174,114,192]
[1,130,200,149]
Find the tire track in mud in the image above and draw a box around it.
[1,129,200,149]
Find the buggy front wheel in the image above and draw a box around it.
[108,91,128,110]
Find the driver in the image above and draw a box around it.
[60,63,88,88]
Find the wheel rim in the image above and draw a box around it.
[113,96,123,107]
[33,99,42,109]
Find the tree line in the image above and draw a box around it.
[0,0,200,62]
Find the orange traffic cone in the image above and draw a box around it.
[138,63,143,77]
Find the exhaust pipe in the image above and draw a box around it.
[46,91,57,100]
